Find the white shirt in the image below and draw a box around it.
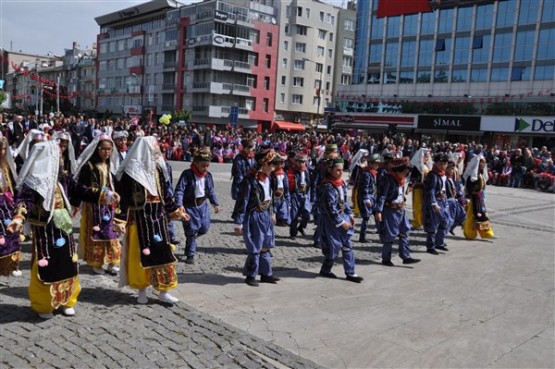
[258,177,271,201]
[276,173,285,189]
[194,175,206,198]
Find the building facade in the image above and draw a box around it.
[335,0,555,133]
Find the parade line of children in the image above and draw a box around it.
[0,130,494,319]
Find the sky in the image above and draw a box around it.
[0,0,346,57]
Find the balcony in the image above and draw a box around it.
[232,84,251,96]
[191,81,233,94]
[162,83,175,91]
[130,46,145,56]
[129,66,144,75]
[210,105,249,118]
[235,37,252,51]
[164,40,177,49]
[163,61,176,69]
[234,61,251,73]
[343,47,354,57]
[342,65,353,74]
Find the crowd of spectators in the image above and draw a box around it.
[1,112,553,193]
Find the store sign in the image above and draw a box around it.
[214,10,229,21]
[418,115,481,131]
[482,116,555,135]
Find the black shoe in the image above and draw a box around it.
[403,258,421,264]
[436,245,449,251]
[449,229,455,236]
[358,238,367,243]
[245,277,259,287]
[260,275,280,284]
[346,274,363,283]
[298,227,306,237]
[170,239,181,245]
[184,256,195,265]
[427,248,439,255]
[319,271,337,279]
[381,260,394,267]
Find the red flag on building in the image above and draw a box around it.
[377,0,432,18]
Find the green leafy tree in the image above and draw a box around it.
[0,91,6,112]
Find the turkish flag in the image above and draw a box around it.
[377,0,432,18]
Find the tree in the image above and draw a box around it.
[0,91,6,112]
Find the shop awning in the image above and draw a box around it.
[272,121,306,132]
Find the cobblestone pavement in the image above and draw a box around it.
[0,161,325,369]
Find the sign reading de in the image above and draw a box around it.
[418,115,481,131]
[482,116,555,135]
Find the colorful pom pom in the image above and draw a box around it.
[3,218,11,226]
[38,258,48,267]
[102,215,111,222]
[142,248,151,255]
[55,238,66,247]
[93,225,101,232]
[153,234,162,243]
[0,236,5,245]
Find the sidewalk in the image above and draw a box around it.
[1,162,553,369]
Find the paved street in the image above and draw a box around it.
[1,161,554,369]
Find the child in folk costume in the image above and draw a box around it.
[8,141,119,319]
[375,158,421,267]
[232,148,281,287]
[348,149,369,217]
[357,153,381,243]
[74,134,122,275]
[270,153,290,226]
[408,148,432,229]
[317,158,363,283]
[174,147,220,265]
[288,153,312,238]
[230,139,255,201]
[422,154,452,254]
[115,136,190,304]
[0,134,22,277]
[445,160,467,236]
[463,155,494,240]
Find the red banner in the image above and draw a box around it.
[377,0,432,18]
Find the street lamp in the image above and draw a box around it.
[303,58,323,122]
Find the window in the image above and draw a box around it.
[438,8,453,33]
[435,39,445,51]
[417,70,431,83]
[296,25,307,35]
[534,65,554,80]
[320,11,324,22]
[313,96,319,106]
[315,63,323,73]
[434,68,448,83]
[314,79,321,89]
[472,35,491,63]
[118,40,125,51]
[306,9,310,19]
[280,93,286,103]
[511,67,526,81]
[340,75,351,85]
[327,65,331,75]
[418,39,433,66]
[292,94,303,104]
[344,19,355,31]
[282,58,287,68]
[403,14,418,36]
[263,98,268,112]
[497,0,516,27]
[317,46,325,57]
[421,12,435,34]
[537,28,555,60]
[283,41,288,50]
[387,17,400,38]
[514,31,535,61]
[385,42,399,67]
[266,33,272,47]
[318,30,326,39]
[286,6,291,17]
[493,33,512,62]
[457,6,473,31]
[470,67,488,82]
[436,39,451,65]
[246,76,256,87]
[371,17,385,38]
[491,67,509,82]
[297,7,303,17]
[518,0,538,25]
[329,33,334,42]
[453,36,470,65]
[294,59,305,70]
[265,55,271,68]
[452,68,467,83]
[325,81,330,91]
[475,3,494,29]
[542,0,555,21]
[295,42,306,53]
[328,49,333,58]
[399,71,414,84]
[281,76,286,85]
[369,42,383,65]
[472,35,483,49]
[344,38,354,49]
[293,77,304,87]
[284,24,289,34]
[264,77,270,90]
[400,40,416,67]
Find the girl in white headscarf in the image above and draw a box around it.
[462,155,494,240]
[408,148,432,229]
[74,134,122,275]
[8,140,119,319]
[114,136,190,304]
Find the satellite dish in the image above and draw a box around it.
[271,17,276,24]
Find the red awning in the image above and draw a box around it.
[272,121,306,132]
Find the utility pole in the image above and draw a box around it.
[56,74,60,113]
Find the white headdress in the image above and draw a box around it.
[410,148,433,175]
[74,133,114,182]
[14,129,44,161]
[463,154,489,183]
[16,141,60,222]
[112,130,128,140]
[115,136,167,196]
[349,149,369,172]
[51,130,77,175]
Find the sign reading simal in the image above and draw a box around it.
[418,115,481,131]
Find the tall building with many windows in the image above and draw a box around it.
[339,0,554,109]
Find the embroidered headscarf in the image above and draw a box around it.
[115,136,167,196]
[74,133,114,181]
[51,130,77,176]
[349,149,369,172]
